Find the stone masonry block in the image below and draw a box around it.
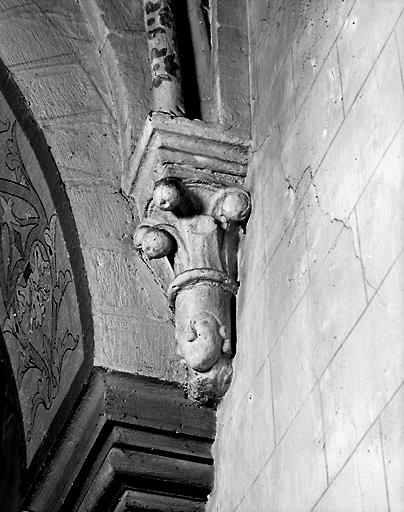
[237,183,266,295]
[206,454,234,512]
[210,409,250,511]
[247,124,280,191]
[253,49,295,148]
[215,25,250,134]
[246,0,268,34]
[26,0,100,40]
[249,0,302,79]
[303,177,352,279]
[380,384,404,512]
[262,156,311,265]
[239,128,281,295]
[0,13,74,67]
[105,32,151,144]
[44,119,121,183]
[210,360,275,511]
[304,224,367,378]
[292,0,355,112]
[66,185,133,250]
[83,247,172,322]
[94,0,144,32]
[14,64,103,119]
[255,385,326,511]
[217,0,247,31]
[321,254,404,479]
[72,39,114,107]
[57,165,117,187]
[93,311,184,383]
[355,119,404,294]
[311,34,404,233]
[237,210,265,299]
[313,423,388,512]
[0,3,118,118]
[271,303,318,441]
[281,44,343,189]
[264,206,310,344]
[237,477,266,512]
[234,360,275,496]
[338,0,404,111]
[249,35,272,142]
[0,0,29,8]
[232,274,271,404]
[395,12,404,81]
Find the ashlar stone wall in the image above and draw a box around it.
[208,0,404,510]
[0,0,186,384]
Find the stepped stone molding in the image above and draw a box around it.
[25,369,215,512]
[0,62,93,481]
[123,113,251,404]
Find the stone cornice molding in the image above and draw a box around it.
[122,113,251,404]
[122,112,249,205]
[25,369,214,512]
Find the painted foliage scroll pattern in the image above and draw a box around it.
[0,118,80,443]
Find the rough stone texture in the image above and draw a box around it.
[380,384,404,512]
[128,114,251,403]
[1,0,403,508]
[208,1,404,510]
[313,423,388,512]
[211,0,250,137]
[0,0,184,384]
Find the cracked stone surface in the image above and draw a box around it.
[208,1,404,511]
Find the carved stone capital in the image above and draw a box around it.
[123,113,251,403]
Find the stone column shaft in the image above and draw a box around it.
[143,0,185,115]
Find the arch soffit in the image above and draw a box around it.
[0,0,179,477]
[0,58,93,475]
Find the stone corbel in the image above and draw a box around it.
[122,113,250,403]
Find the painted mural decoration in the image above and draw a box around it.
[143,0,185,115]
[0,106,83,462]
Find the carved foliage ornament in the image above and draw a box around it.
[134,176,251,403]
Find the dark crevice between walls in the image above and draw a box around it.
[173,0,210,120]
[0,332,26,512]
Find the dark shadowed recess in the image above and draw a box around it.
[0,59,94,501]
[173,0,203,119]
[0,331,25,512]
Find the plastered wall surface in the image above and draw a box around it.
[208,0,404,510]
